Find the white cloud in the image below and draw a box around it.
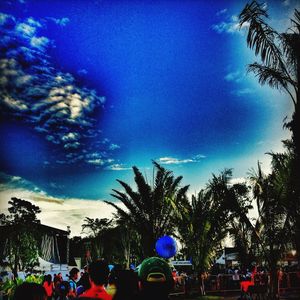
[16,18,42,37]
[159,157,193,165]
[16,23,36,36]
[157,154,206,165]
[212,15,249,34]
[0,187,124,237]
[0,13,15,25]
[3,95,28,110]
[0,13,115,168]
[224,70,244,82]
[62,132,80,142]
[47,17,70,27]
[105,164,131,171]
[26,18,42,28]
[216,8,228,16]
[194,154,206,159]
[64,142,80,149]
[78,69,88,76]
[282,0,290,6]
[231,88,254,97]
[30,36,49,49]
[109,143,120,150]
[86,158,104,165]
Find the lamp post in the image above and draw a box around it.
[66,226,71,268]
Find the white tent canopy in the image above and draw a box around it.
[215,249,226,265]
[34,257,53,271]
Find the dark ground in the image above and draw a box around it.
[169,290,300,300]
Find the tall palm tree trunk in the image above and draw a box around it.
[292,50,300,264]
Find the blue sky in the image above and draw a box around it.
[0,0,298,234]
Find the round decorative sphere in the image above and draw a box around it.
[155,235,177,258]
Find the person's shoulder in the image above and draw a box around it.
[78,288,112,299]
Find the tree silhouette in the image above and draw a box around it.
[0,198,41,277]
[239,0,300,265]
[105,161,189,258]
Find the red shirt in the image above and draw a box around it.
[240,280,254,292]
[79,285,112,300]
[43,282,53,297]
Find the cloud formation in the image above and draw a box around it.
[0,173,124,236]
[46,17,70,27]
[282,0,291,6]
[105,164,131,171]
[157,154,206,165]
[212,13,249,34]
[0,12,119,168]
[224,70,245,83]
[231,88,254,97]
[216,8,228,16]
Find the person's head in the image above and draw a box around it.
[69,267,80,281]
[138,257,174,298]
[13,282,47,300]
[45,274,52,284]
[88,260,110,286]
[56,281,70,297]
[111,270,139,300]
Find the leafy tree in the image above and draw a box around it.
[247,155,294,299]
[1,197,41,226]
[105,161,189,258]
[176,169,251,295]
[205,169,253,265]
[0,198,41,277]
[81,217,113,260]
[239,1,299,150]
[176,189,227,275]
[110,217,141,268]
[81,217,112,237]
[239,1,300,262]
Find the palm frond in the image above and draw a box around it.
[248,63,297,105]
[110,189,141,218]
[103,200,131,222]
[116,179,144,212]
[132,166,152,212]
[291,9,300,32]
[280,33,299,70]
[239,1,285,70]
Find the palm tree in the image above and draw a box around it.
[229,220,256,270]
[105,161,189,258]
[81,217,113,259]
[111,216,142,268]
[176,189,227,274]
[239,0,300,264]
[176,170,251,288]
[248,156,293,299]
[239,1,299,147]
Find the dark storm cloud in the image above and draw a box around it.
[0,12,119,168]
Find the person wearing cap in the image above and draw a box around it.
[137,257,174,300]
[78,260,112,299]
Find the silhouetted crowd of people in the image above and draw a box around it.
[11,257,175,300]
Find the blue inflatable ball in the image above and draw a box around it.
[155,235,177,258]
